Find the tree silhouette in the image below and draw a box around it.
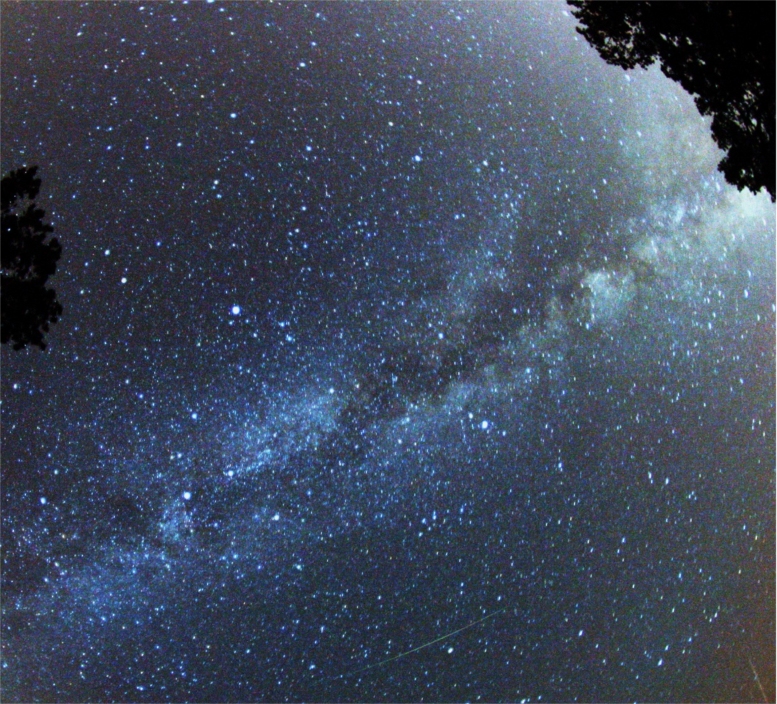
[568,1,775,201]
[1,167,63,350]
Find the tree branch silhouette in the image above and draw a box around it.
[569,1,775,201]
[1,166,63,350]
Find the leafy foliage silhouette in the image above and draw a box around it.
[569,1,775,201]
[1,167,63,350]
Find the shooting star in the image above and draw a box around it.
[334,605,508,679]
[748,656,768,703]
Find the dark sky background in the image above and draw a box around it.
[1,2,774,702]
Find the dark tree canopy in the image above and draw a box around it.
[1,166,63,350]
[569,1,775,201]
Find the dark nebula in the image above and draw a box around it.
[1,2,774,702]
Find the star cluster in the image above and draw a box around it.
[1,2,774,702]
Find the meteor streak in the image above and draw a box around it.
[748,656,768,703]
[336,606,508,679]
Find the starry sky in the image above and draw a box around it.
[1,2,774,702]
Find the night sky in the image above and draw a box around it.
[1,2,774,702]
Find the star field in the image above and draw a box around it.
[1,2,774,702]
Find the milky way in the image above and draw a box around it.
[1,2,774,701]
